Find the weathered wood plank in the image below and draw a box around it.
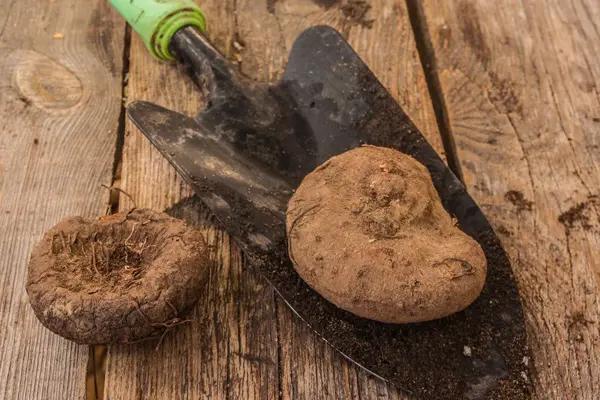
[104,0,440,399]
[420,0,600,398]
[103,2,280,399]
[0,1,125,399]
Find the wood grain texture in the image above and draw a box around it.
[0,1,124,399]
[104,0,440,399]
[103,2,280,399]
[420,0,600,398]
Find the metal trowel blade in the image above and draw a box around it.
[127,101,291,256]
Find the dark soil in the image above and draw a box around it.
[27,209,210,344]
[174,195,531,400]
[275,229,530,400]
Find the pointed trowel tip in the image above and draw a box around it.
[126,100,154,128]
[125,101,195,143]
[126,100,165,120]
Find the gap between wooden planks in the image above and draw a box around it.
[416,0,600,399]
[102,1,441,399]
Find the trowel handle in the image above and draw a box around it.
[109,0,206,61]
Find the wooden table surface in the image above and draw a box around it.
[1,0,599,399]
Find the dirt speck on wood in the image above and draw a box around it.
[504,190,533,212]
[341,0,374,29]
[558,195,598,231]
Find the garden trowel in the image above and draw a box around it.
[110,1,532,398]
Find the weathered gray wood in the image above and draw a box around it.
[0,1,124,399]
[420,0,600,398]
[103,1,441,399]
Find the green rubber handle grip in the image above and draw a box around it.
[109,0,206,61]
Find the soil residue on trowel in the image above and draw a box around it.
[27,209,210,344]
[173,192,531,399]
